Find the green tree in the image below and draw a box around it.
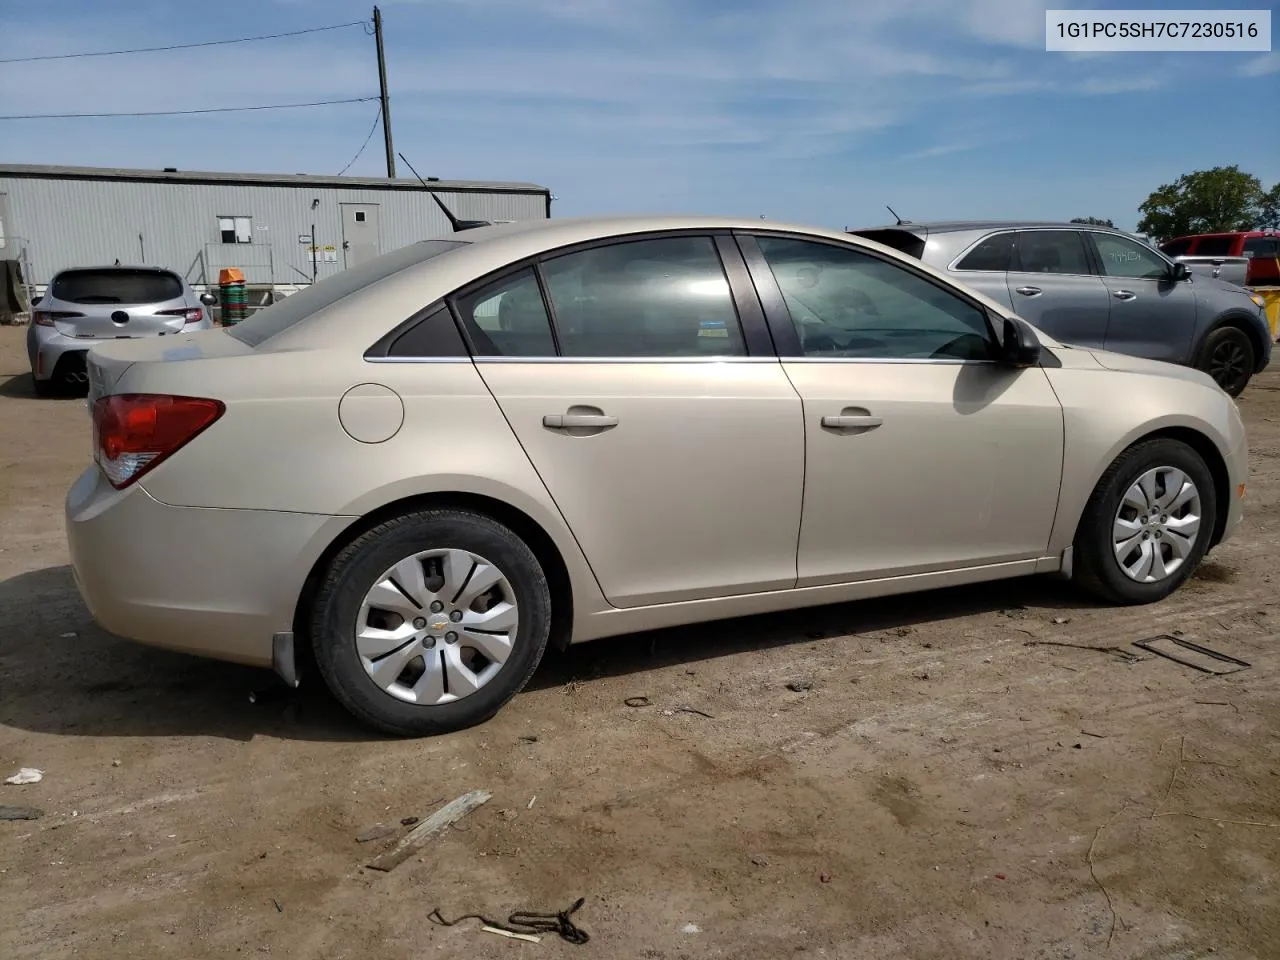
[1136,165,1264,241]
[1259,183,1280,231]
[1070,216,1115,228]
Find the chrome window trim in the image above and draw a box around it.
[367,354,994,366]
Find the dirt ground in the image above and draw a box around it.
[1,324,1277,960]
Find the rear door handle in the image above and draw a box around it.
[1112,289,1137,301]
[543,413,619,429]
[1014,286,1042,297]
[821,414,883,430]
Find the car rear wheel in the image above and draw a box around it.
[310,508,552,736]
[1197,326,1254,397]
[32,375,58,398]
[1072,438,1216,605]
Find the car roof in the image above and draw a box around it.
[852,220,1130,235]
[54,264,182,274]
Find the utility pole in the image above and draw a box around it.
[373,6,396,178]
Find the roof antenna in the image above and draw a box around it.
[886,204,907,226]
[397,151,492,232]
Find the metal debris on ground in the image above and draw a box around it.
[786,679,814,692]
[674,706,715,719]
[356,823,396,843]
[518,735,539,743]
[1023,639,1142,662]
[4,768,43,785]
[429,896,590,945]
[366,789,492,872]
[400,816,419,826]
[624,696,651,708]
[0,805,44,821]
[1132,635,1251,675]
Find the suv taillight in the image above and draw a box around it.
[33,310,85,327]
[158,308,204,324]
[92,394,224,489]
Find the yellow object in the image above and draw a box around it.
[1257,287,1280,339]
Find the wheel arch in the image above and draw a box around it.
[291,491,579,682]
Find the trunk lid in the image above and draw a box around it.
[86,329,255,404]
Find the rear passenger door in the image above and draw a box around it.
[460,233,805,608]
[1004,229,1111,348]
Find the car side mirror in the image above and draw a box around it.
[199,292,217,306]
[998,316,1041,367]
[30,295,42,307]
[1169,262,1191,282]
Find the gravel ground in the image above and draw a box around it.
[1,325,1277,960]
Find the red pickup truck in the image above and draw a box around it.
[1159,230,1280,287]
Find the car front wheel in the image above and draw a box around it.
[1072,438,1217,605]
[310,508,552,736]
[1197,326,1254,397]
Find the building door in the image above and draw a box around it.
[340,203,381,269]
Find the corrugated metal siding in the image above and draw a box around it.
[0,176,548,285]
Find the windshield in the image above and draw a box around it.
[52,269,183,304]
[226,239,468,347]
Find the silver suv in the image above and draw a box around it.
[27,265,215,395]
[850,221,1273,396]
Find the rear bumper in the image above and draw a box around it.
[66,466,351,668]
[28,327,89,383]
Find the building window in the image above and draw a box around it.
[218,216,252,244]
[354,211,366,223]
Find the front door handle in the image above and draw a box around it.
[1112,289,1137,301]
[543,413,619,430]
[821,414,883,430]
[1014,286,1042,297]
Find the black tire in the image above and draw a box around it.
[310,508,552,736]
[1196,325,1254,397]
[1072,438,1216,605]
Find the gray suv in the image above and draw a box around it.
[28,265,215,395]
[850,221,1273,396]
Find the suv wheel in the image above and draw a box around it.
[1197,326,1254,397]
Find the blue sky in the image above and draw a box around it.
[2,0,1277,231]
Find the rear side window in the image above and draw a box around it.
[539,236,746,358]
[455,268,557,357]
[1192,236,1236,256]
[1012,231,1092,275]
[1160,238,1192,257]
[955,233,1014,271]
[1243,237,1279,257]
[51,269,182,304]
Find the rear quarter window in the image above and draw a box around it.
[1190,236,1236,256]
[955,233,1014,271]
[51,269,183,304]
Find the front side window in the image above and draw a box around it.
[539,236,746,358]
[1192,236,1235,257]
[955,232,1015,272]
[1091,233,1170,280]
[755,236,993,360]
[455,268,557,357]
[1013,230,1092,275]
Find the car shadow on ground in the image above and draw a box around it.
[0,371,83,401]
[1,563,1100,742]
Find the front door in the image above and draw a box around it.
[1004,229,1112,348]
[340,203,381,269]
[1087,231,1200,363]
[744,233,1064,585]
[460,234,805,608]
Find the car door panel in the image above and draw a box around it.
[478,361,803,607]
[1088,232,1199,363]
[782,360,1064,584]
[741,232,1065,585]
[1004,230,1111,348]
[458,234,805,609]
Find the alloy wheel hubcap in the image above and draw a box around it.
[1112,466,1202,583]
[356,548,518,704]
[1209,342,1247,390]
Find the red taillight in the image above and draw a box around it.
[33,310,84,327]
[158,308,204,324]
[92,394,224,489]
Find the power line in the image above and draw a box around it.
[0,20,368,64]
[0,96,379,120]
[337,105,384,176]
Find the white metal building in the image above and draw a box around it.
[0,163,551,291]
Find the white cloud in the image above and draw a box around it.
[1238,53,1280,77]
